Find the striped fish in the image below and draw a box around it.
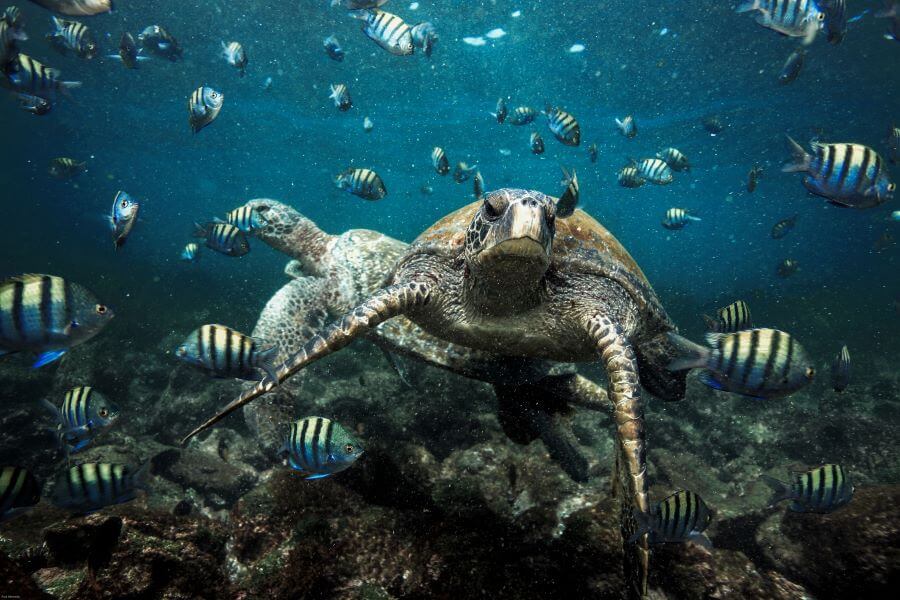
[545,106,581,146]
[221,41,247,76]
[3,6,23,29]
[557,167,579,218]
[410,21,437,57]
[747,166,763,192]
[453,162,478,183]
[618,165,645,188]
[335,167,387,200]
[329,83,351,111]
[507,106,536,126]
[192,222,249,256]
[0,19,27,66]
[110,191,139,250]
[16,93,52,116]
[279,417,364,479]
[492,97,508,123]
[47,16,96,59]
[588,143,598,163]
[703,115,724,134]
[0,274,113,368]
[657,147,691,172]
[431,147,449,174]
[770,214,797,239]
[138,25,182,62]
[778,47,805,85]
[28,0,113,16]
[180,242,200,262]
[667,328,816,399]
[530,132,545,155]
[0,466,41,523]
[662,208,700,230]
[323,35,345,61]
[52,462,148,514]
[629,489,713,547]
[188,86,224,133]
[777,258,799,277]
[219,205,266,234]
[820,0,847,43]
[704,300,753,333]
[831,344,850,392]
[176,324,277,381]
[48,157,86,179]
[636,157,673,185]
[886,125,899,164]
[473,170,485,201]
[112,32,148,69]
[351,9,414,56]
[763,464,854,513]
[785,137,895,208]
[615,114,637,138]
[42,386,119,454]
[4,53,81,98]
[737,0,826,44]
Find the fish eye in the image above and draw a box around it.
[70,319,80,329]
[344,443,354,454]
[99,408,108,418]
[95,304,108,315]
[817,13,825,20]
[806,367,815,379]
[120,200,128,208]
[889,183,897,192]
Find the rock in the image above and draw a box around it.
[44,514,123,567]
[152,448,258,509]
[0,551,53,599]
[757,484,900,598]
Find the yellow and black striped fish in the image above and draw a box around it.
[636,157,674,185]
[51,462,147,514]
[279,417,364,479]
[507,106,536,126]
[221,41,247,76]
[530,132,545,155]
[188,86,224,133]
[431,147,449,175]
[42,386,119,454]
[335,167,387,200]
[545,106,580,146]
[777,258,799,277]
[4,53,81,98]
[0,19,27,66]
[662,208,700,230]
[0,274,113,367]
[0,466,41,523]
[351,9,414,55]
[704,300,753,333]
[47,16,96,59]
[629,489,713,547]
[785,137,895,208]
[180,242,200,262]
[657,147,690,172]
[667,328,816,399]
[29,0,113,17]
[737,0,826,43]
[831,344,850,392]
[618,165,645,188]
[329,83,351,111]
[48,157,86,179]
[770,214,797,239]
[557,167,579,218]
[221,205,266,233]
[763,464,853,513]
[176,324,277,381]
[193,222,249,256]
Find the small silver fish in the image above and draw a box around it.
[636,157,674,185]
[508,106,536,126]
[16,93,52,116]
[222,41,247,77]
[615,114,637,138]
[587,143,598,163]
[329,83,351,111]
[323,35,345,61]
[110,191,139,250]
[363,116,374,132]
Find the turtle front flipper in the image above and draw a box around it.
[586,314,649,600]
[181,281,431,446]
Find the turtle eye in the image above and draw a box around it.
[344,444,354,454]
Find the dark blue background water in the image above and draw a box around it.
[2,0,898,367]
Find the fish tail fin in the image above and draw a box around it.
[50,15,63,31]
[57,81,82,100]
[40,398,61,423]
[348,8,372,21]
[875,2,897,19]
[761,474,792,507]
[626,507,653,544]
[254,345,279,384]
[702,314,719,331]
[736,0,762,13]
[131,461,152,492]
[12,29,27,42]
[192,222,208,238]
[665,333,710,371]
[782,135,811,173]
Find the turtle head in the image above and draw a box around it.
[464,189,556,312]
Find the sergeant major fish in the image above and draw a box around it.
[737,0,826,44]
[771,214,797,239]
[323,35,345,61]
[820,0,848,43]
[453,162,478,183]
[222,41,247,77]
[703,300,753,333]
[188,86,223,133]
[4,54,81,98]
[109,32,149,69]
[777,258,799,277]
[350,8,414,55]
[138,25,182,62]
[41,386,119,455]
[2,6,23,29]
[618,165,645,188]
[218,205,266,234]
[0,274,114,368]
[763,464,853,513]
[530,132,545,155]
[47,16,96,59]
[180,242,200,262]
[431,147,449,175]
[544,106,581,146]
[48,157,85,179]
[557,167,579,217]
[16,94,52,116]
[629,489,713,548]
[52,462,148,514]
[335,167,387,200]
[410,21,437,56]
[27,0,112,16]
[662,208,700,229]
[615,114,637,138]
[784,137,895,208]
[278,417,364,479]
[193,222,249,256]
[329,83,351,111]
[831,344,850,392]
[176,324,277,381]
[636,157,674,185]
[110,191,139,250]
[667,328,816,399]
[657,147,690,172]
[492,97,508,123]
[588,143,598,163]
[0,18,27,66]
[0,466,40,523]
[507,106,536,126]
[747,165,763,192]
[702,115,724,134]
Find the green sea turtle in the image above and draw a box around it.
[229,199,614,480]
[186,192,686,598]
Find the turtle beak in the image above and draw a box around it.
[481,198,553,263]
